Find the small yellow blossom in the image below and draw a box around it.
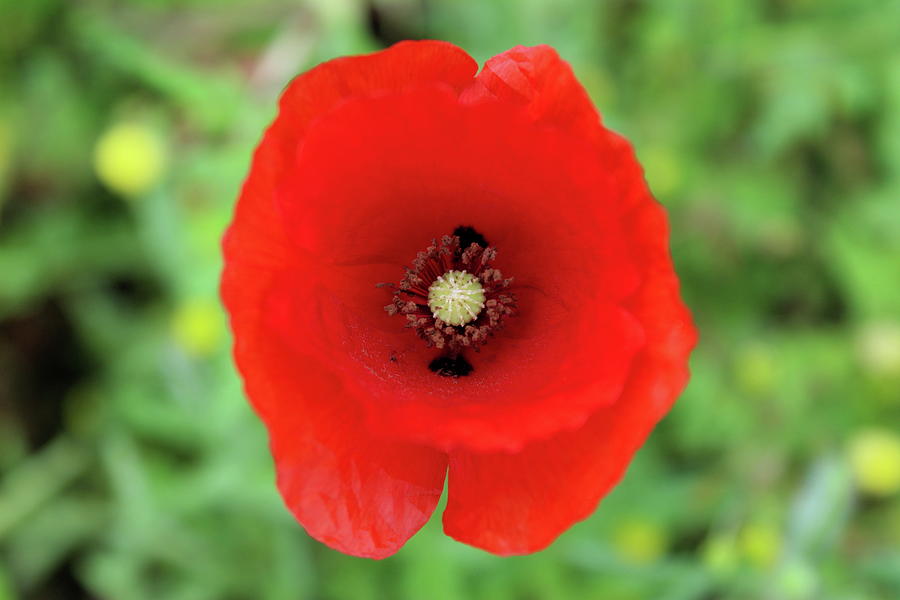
[739,522,781,569]
[613,519,667,564]
[171,299,223,358]
[93,122,166,197]
[734,343,777,395]
[848,428,900,497]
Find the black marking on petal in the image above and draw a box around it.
[429,355,473,377]
[453,225,488,251]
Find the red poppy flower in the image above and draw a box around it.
[221,40,696,558]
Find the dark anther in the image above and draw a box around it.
[429,355,474,378]
[453,225,488,251]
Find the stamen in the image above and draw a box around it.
[381,229,517,371]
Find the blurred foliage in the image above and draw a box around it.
[1,0,899,599]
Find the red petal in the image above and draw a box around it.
[222,41,476,557]
[462,45,635,183]
[443,191,696,555]
[223,41,478,394]
[222,42,478,409]
[462,45,605,143]
[224,39,476,250]
[441,46,697,554]
[258,307,447,559]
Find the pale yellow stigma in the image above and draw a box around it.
[427,270,485,326]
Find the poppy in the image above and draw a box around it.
[221,40,696,558]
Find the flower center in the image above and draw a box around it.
[427,270,485,326]
[381,227,517,376]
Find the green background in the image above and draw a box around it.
[2,0,900,598]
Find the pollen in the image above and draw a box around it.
[427,270,486,326]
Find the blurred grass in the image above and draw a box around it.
[1,0,900,599]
